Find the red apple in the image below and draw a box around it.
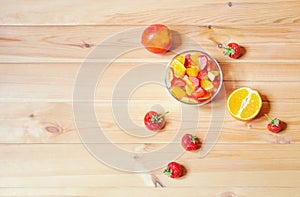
[141,24,172,54]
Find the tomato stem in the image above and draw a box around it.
[158,111,169,119]
[264,114,273,122]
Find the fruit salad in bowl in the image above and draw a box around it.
[165,50,223,105]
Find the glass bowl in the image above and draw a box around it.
[165,50,223,105]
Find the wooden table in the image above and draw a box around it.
[1,0,300,196]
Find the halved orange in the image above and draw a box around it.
[226,87,262,121]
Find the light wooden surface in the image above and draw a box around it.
[1,0,300,196]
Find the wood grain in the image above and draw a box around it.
[0,25,300,63]
[0,62,300,101]
[0,102,299,144]
[1,0,300,196]
[0,0,299,25]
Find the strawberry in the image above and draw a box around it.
[163,162,182,178]
[223,42,241,59]
[264,114,283,133]
[144,111,168,131]
[181,134,200,151]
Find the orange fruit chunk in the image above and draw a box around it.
[171,86,186,100]
[172,57,186,78]
[183,76,195,96]
[201,78,214,92]
[226,87,262,121]
[186,67,199,77]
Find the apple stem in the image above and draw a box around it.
[158,111,169,119]
[264,114,273,122]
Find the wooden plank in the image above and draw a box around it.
[0,102,299,143]
[1,187,300,197]
[0,0,299,25]
[0,62,300,101]
[1,62,300,90]
[0,144,299,187]
[0,25,300,63]
[0,75,299,101]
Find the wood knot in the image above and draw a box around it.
[208,25,212,29]
[218,44,223,48]
[82,41,94,48]
[228,2,233,7]
[45,125,63,134]
[83,43,92,48]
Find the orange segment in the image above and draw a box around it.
[226,87,262,121]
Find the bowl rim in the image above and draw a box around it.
[164,49,223,106]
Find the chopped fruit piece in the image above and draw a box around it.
[208,72,215,81]
[192,86,207,99]
[199,55,208,70]
[183,76,195,95]
[175,55,185,65]
[197,69,208,80]
[166,67,174,84]
[208,71,219,81]
[184,54,192,68]
[181,97,198,104]
[171,77,186,87]
[207,60,217,71]
[184,76,196,96]
[189,76,199,87]
[172,59,186,78]
[201,78,214,92]
[191,52,202,66]
[226,87,262,121]
[197,91,211,101]
[186,67,199,77]
[171,86,186,100]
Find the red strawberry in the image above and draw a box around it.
[163,162,182,178]
[223,42,241,59]
[264,114,283,133]
[181,134,200,151]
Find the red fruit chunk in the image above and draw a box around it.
[207,60,216,71]
[171,77,186,87]
[184,54,192,68]
[189,76,199,87]
[199,55,208,70]
[192,86,207,100]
